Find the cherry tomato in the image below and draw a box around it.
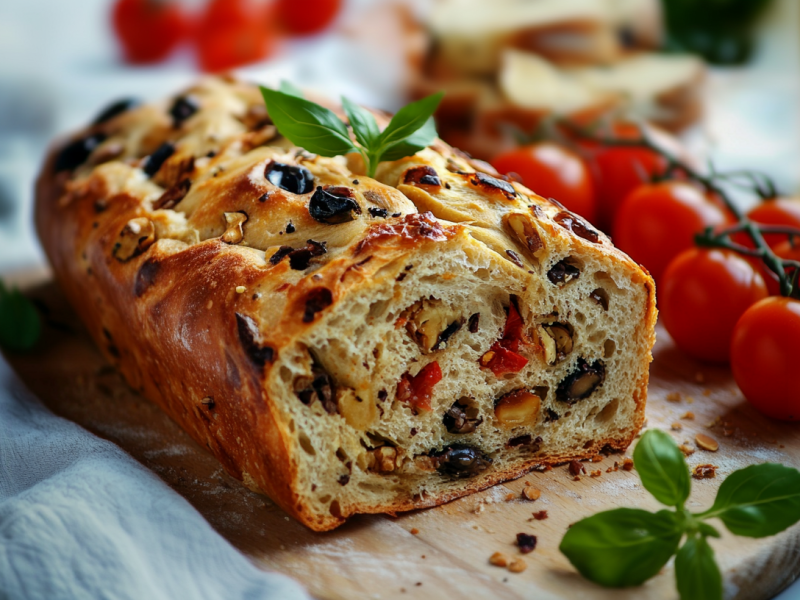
[112,0,188,64]
[661,248,768,363]
[396,361,442,411]
[578,122,669,232]
[731,297,800,420]
[759,239,800,296]
[746,198,800,248]
[492,143,597,223]
[195,0,276,72]
[613,181,731,284]
[278,0,342,35]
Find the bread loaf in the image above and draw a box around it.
[36,77,656,531]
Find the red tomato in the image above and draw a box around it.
[579,122,669,232]
[278,0,342,35]
[492,143,597,223]
[759,239,800,295]
[731,297,800,420]
[746,198,800,248]
[196,0,276,72]
[661,248,768,363]
[613,181,731,284]
[480,302,529,375]
[112,0,188,64]
[396,362,442,412]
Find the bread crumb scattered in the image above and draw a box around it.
[522,487,541,501]
[590,469,602,477]
[686,396,695,404]
[702,389,711,396]
[706,416,721,428]
[410,528,419,535]
[692,464,717,479]
[671,422,683,431]
[666,392,681,403]
[505,493,516,502]
[621,458,634,471]
[489,552,510,567]
[695,433,719,452]
[678,444,696,456]
[568,460,586,477]
[508,558,528,573]
[591,455,603,463]
[681,411,695,420]
[532,510,549,520]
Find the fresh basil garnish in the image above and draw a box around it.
[260,84,443,178]
[0,279,41,352]
[561,429,800,600]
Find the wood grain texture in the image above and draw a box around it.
[4,272,800,600]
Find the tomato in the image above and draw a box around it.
[731,297,800,420]
[577,122,669,232]
[278,0,342,35]
[396,361,442,411]
[746,198,800,248]
[112,0,188,64]
[613,181,731,284]
[195,0,277,72]
[758,239,800,295]
[480,302,530,375]
[661,248,768,363]
[492,143,597,223]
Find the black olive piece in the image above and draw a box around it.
[309,186,362,224]
[433,320,462,351]
[143,142,176,178]
[471,172,516,198]
[556,358,606,404]
[54,133,107,172]
[443,400,483,434]
[92,98,140,126]
[302,287,333,323]
[235,313,275,367]
[468,313,480,333]
[285,221,296,233]
[544,408,560,422]
[404,165,442,187]
[547,259,581,286]
[430,444,492,479]
[368,207,389,218]
[295,366,337,414]
[153,178,191,210]
[169,95,199,128]
[288,239,327,270]
[269,245,295,265]
[508,435,543,449]
[134,258,161,297]
[554,211,600,244]
[337,474,350,486]
[265,162,315,195]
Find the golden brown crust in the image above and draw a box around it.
[36,77,656,531]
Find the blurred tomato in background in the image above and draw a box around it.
[277,0,342,35]
[112,0,189,64]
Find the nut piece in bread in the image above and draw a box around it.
[36,77,656,531]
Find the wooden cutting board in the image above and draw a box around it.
[5,271,800,600]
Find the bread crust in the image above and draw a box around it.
[36,78,656,531]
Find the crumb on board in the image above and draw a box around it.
[590,469,602,477]
[695,433,719,452]
[490,552,509,567]
[679,444,696,456]
[666,392,681,403]
[522,487,541,501]
[671,422,683,431]
[516,533,537,554]
[505,492,516,502]
[410,528,419,535]
[508,558,528,573]
[591,455,603,463]
[532,510,549,520]
[693,464,718,479]
[621,457,634,471]
[568,460,586,477]
[681,411,695,420]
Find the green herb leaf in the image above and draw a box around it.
[697,522,721,538]
[279,80,304,99]
[633,429,691,507]
[378,117,438,162]
[377,92,443,155]
[260,87,356,157]
[675,536,722,600]
[341,96,381,150]
[559,508,683,587]
[699,463,800,537]
[0,280,41,352]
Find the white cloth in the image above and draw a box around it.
[0,357,309,600]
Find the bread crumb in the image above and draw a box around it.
[693,464,717,479]
[508,558,528,573]
[722,429,734,437]
[590,469,602,477]
[695,433,719,452]
[410,528,419,535]
[681,411,695,420]
[568,460,585,477]
[490,552,510,567]
[505,493,516,502]
[702,389,711,396]
[706,416,721,428]
[686,396,694,404]
[621,458,634,471]
[666,392,681,403]
[671,422,683,431]
[522,487,541,501]
[591,455,603,463]
[678,444,696,456]
[235,285,246,294]
[532,510,549,520]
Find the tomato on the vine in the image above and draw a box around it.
[758,239,800,295]
[112,0,188,64]
[660,248,768,363]
[746,198,800,248]
[492,142,597,223]
[731,297,800,420]
[278,0,342,35]
[195,0,277,72]
[613,181,732,284]
[576,122,669,232]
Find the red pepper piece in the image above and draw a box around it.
[396,361,442,411]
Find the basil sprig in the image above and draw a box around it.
[260,84,443,178]
[560,429,800,600]
[0,279,41,352]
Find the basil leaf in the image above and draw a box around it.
[377,92,443,152]
[279,80,304,98]
[0,281,41,352]
[559,508,683,587]
[260,87,356,157]
[378,117,438,162]
[700,463,800,537]
[634,429,691,507]
[697,522,721,538]
[675,536,722,600]
[341,97,380,150]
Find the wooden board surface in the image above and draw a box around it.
[5,273,800,600]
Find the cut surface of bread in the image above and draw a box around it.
[36,77,656,531]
